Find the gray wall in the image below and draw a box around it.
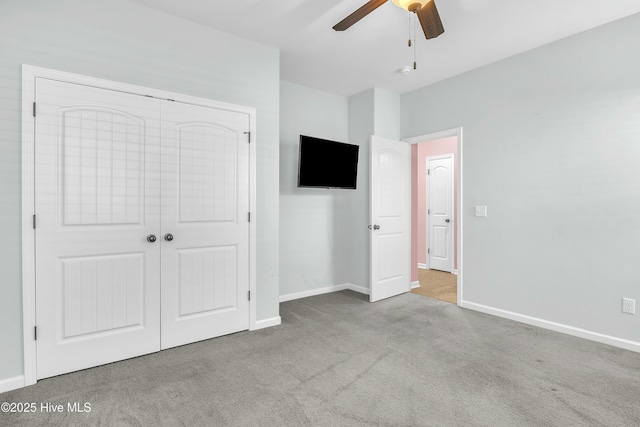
[279,81,350,296]
[402,13,640,343]
[347,89,375,289]
[0,0,280,381]
[373,88,401,141]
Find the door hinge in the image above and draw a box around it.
[248,212,251,222]
[428,248,430,254]
[34,326,37,340]
[244,131,251,143]
[427,169,430,175]
[427,209,430,215]
[33,214,36,229]
[248,291,251,301]
[32,102,36,117]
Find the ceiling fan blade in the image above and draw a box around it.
[417,0,444,39]
[333,0,388,31]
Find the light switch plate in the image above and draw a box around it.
[475,205,487,217]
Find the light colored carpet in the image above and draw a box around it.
[412,268,457,304]
[2,290,640,426]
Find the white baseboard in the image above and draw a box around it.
[461,300,640,353]
[251,316,281,331]
[417,265,458,275]
[345,283,369,295]
[280,283,370,303]
[0,375,25,393]
[280,285,348,302]
[411,281,420,289]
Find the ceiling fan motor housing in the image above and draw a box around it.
[392,0,431,12]
[333,0,443,40]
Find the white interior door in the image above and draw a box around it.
[369,135,411,302]
[427,155,453,272]
[159,101,250,349]
[34,79,162,379]
[33,77,252,378]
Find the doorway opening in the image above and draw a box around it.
[412,267,457,304]
[405,129,462,305]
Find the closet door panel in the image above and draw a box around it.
[34,79,162,379]
[160,101,250,349]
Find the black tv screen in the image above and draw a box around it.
[297,135,359,189]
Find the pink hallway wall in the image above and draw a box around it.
[411,136,458,282]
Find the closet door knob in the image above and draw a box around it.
[147,234,157,243]
[164,233,174,242]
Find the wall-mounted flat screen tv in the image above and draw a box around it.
[297,135,359,189]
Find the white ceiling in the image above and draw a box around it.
[127,0,640,97]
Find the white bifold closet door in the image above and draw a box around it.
[34,78,250,379]
[159,100,250,350]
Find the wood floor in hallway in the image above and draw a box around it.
[411,268,457,304]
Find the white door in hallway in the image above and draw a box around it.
[369,135,411,302]
[160,101,250,349]
[34,79,162,379]
[427,155,453,272]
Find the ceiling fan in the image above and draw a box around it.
[333,0,444,40]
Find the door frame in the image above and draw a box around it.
[404,128,463,306]
[21,65,257,387]
[426,154,454,272]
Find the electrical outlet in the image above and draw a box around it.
[622,298,636,315]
